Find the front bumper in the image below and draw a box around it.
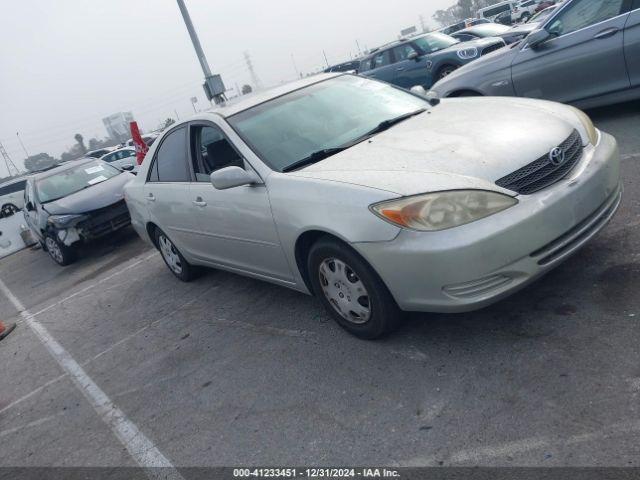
[355,131,621,313]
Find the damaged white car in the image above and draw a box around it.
[23,158,135,265]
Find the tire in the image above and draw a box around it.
[521,13,531,23]
[45,234,76,266]
[307,237,403,340]
[154,227,198,282]
[437,65,458,80]
[1,204,18,218]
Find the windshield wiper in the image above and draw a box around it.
[281,108,427,173]
[360,108,427,139]
[282,147,348,172]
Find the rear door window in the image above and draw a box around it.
[372,50,392,68]
[149,127,191,182]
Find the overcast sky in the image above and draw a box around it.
[0,0,452,174]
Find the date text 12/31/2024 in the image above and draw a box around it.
[233,468,401,478]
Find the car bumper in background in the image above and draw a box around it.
[355,131,621,313]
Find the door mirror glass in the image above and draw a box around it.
[527,28,552,49]
[210,166,260,190]
[25,201,34,212]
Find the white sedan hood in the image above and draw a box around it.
[289,97,581,196]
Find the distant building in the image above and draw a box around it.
[103,112,134,142]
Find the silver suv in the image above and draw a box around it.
[431,0,640,109]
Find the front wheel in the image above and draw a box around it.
[1,204,19,218]
[437,65,458,80]
[45,235,76,266]
[308,238,403,339]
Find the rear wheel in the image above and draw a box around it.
[154,228,198,282]
[308,237,403,340]
[45,235,76,266]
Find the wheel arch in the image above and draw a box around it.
[447,89,484,97]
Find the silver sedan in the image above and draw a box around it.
[124,74,621,339]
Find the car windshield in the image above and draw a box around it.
[413,33,459,53]
[36,161,120,203]
[468,24,510,36]
[227,75,429,172]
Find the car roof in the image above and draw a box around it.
[29,158,98,180]
[201,73,343,118]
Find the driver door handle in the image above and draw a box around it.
[594,27,619,39]
[192,198,207,207]
[146,193,156,202]
[396,67,405,71]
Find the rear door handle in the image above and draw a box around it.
[396,67,405,71]
[594,27,619,39]
[146,194,155,202]
[192,198,207,207]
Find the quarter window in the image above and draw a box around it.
[190,125,244,182]
[149,127,190,182]
[547,0,626,36]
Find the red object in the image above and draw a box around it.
[0,320,16,341]
[130,122,149,165]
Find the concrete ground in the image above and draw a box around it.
[0,102,639,469]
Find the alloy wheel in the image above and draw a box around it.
[318,258,371,324]
[158,234,183,275]
[45,237,64,264]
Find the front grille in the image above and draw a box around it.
[481,42,505,56]
[495,130,583,195]
[77,200,131,238]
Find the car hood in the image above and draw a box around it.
[43,172,134,215]
[288,97,578,196]
[435,36,502,55]
[505,22,540,36]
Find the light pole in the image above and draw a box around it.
[16,132,29,159]
[176,0,226,104]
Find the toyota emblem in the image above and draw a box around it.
[549,147,566,166]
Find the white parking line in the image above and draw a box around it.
[31,252,158,319]
[401,419,640,466]
[0,277,184,479]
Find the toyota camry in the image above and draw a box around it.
[124,74,621,339]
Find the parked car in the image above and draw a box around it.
[324,60,362,73]
[0,177,27,217]
[125,73,620,339]
[536,1,558,12]
[23,159,135,265]
[125,133,159,148]
[431,0,640,110]
[477,1,517,21]
[439,18,491,35]
[494,10,514,25]
[512,0,546,22]
[100,147,138,171]
[86,147,117,158]
[451,23,528,44]
[359,33,505,88]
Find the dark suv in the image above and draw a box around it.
[359,32,505,89]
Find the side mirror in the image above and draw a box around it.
[410,86,441,106]
[210,166,261,190]
[527,29,552,49]
[25,201,34,212]
[407,51,420,61]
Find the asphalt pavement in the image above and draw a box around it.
[0,101,639,469]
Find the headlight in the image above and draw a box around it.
[370,190,518,232]
[457,47,478,60]
[47,214,88,228]
[568,106,598,145]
